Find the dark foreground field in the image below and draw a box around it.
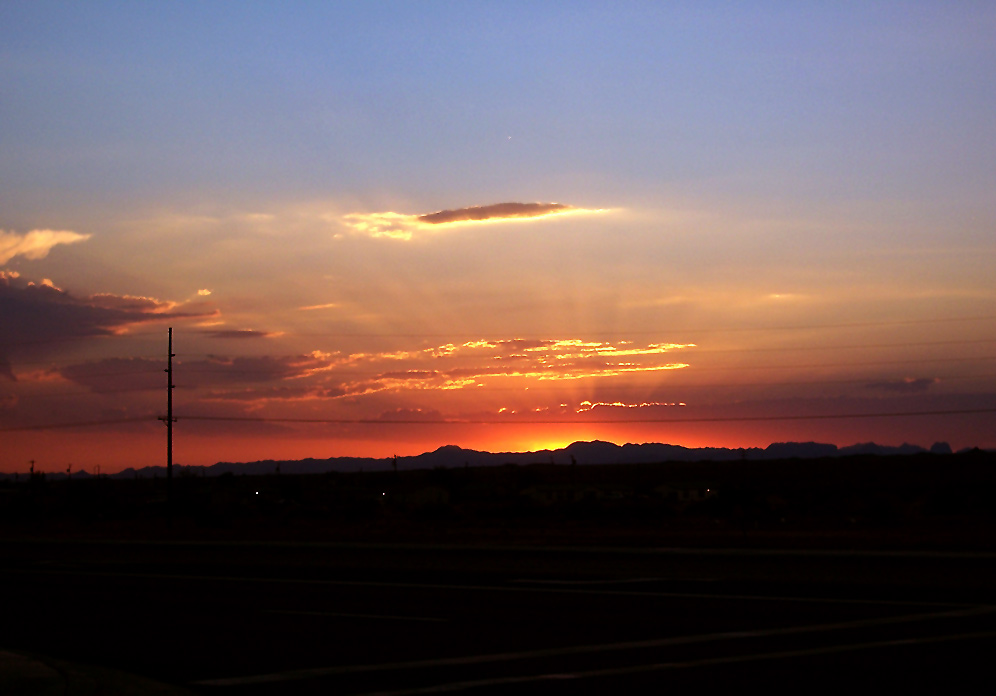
[3,539,996,694]
[3,450,996,549]
[2,452,995,693]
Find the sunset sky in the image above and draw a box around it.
[2,2,995,474]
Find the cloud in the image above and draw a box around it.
[331,338,692,396]
[159,337,690,405]
[1,229,91,264]
[183,354,333,384]
[375,408,445,422]
[88,293,178,313]
[340,338,693,366]
[417,202,571,225]
[865,377,939,393]
[343,201,604,240]
[576,400,686,414]
[0,274,216,379]
[202,329,281,339]
[198,385,348,404]
[55,353,337,398]
[57,358,166,393]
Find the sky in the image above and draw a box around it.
[2,1,995,474]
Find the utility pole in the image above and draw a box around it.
[160,327,177,520]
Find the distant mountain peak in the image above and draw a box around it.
[564,440,619,451]
[432,444,471,454]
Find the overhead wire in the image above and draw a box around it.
[0,416,154,432]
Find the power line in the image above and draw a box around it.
[4,359,163,369]
[0,416,152,432]
[0,387,161,399]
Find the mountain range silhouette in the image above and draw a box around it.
[45,439,963,480]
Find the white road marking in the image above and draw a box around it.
[191,605,996,686]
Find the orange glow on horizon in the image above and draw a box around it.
[4,407,990,476]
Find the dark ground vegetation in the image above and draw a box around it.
[2,450,994,550]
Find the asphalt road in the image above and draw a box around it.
[3,540,996,694]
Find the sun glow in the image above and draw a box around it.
[519,435,584,454]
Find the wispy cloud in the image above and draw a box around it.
[576,400,686,413]
[343,202,605,240]
[88,293,179,313]
[332,338,692,396]
[184,354,332,384]
[198,385,347,404]
[0,229,91,264]
[375,407,445,422]
[417,202,571,225]
[338,339,694,365]
[866,377,939,393]
[490,400,689,420]
[202,329,282,340]
[57,358,168,393]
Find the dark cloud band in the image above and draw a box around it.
[203,330,278,339]
[417,202,571,225]
[0,275,214,380]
